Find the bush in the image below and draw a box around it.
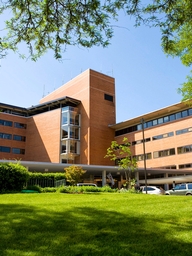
[58,185,117,193]
[24,185,43,193]
[0,162,30,193]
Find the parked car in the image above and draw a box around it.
[77,183,97,187]
[165,183,192,195]
[140,186,164,195]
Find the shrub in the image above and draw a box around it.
[25,185,43,193]
[58,185,117,193]
[0,162,30,193]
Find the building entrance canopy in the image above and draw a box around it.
[1,160,192,185]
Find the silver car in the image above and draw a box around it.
[165,183,192,195]
[140,186,164,195]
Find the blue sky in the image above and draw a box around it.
[0,13,190,123]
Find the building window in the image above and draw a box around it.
[13,135,26,141]
[0,146,11,153]
[177,145,192,154]
[176,127,192,135]
[12,148,25,154]
[132,137,150,146]
[0,133,12,140]
[179,163,192,169]
[133,153,152,161]
[153,148,175,158]
[14,122,27,129]
[0,119,12,127]
[152,132,174,141]
[116,107,192,136]
[104,94,113,102]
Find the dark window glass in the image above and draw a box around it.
[188,184,192,189]
[13,135,26,141]
[164,116,169,122]
[177,145,192,154]
[147,121,152,128]
[0,133,12,139]
[14,122,27,129]
[104,94,113,102]
[12,148,25,154]
[176,112,181,119]
[176,127,192,135]
[188,109,192,116]
[152,119,158,126]
[153,148,175,158]
[170,148,175,155]
[181,110,188,117]
[0,146,11,153]
[169,114,176,121]
[158,118,163,124]
[152,132,173,141]
[0,119,13,127]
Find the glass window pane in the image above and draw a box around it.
[164,116,169,123]
[137,124,142,130]
[181,110,188,117]
[176,112,181,119]
[169,114,176,121]
[188,109,192,116]
[62,126,68,138]
[158,118,163,124]
[62,112,68,124]
[152,119,158,126]
[0,146,11,153]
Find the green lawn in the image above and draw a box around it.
[0,193,192,256]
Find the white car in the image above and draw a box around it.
[140,186,164,195]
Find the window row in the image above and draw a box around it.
[115,107,192,136]
[0,119,27,129]
[134,144,192,161]
[0,146,25,154]
[130,127,191,146]
[0,133,26,141]
[179,163,192,169]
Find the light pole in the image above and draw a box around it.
[141,118,147,194]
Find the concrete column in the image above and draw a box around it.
[164,173,169,190]
[135,171,139,184]
[102,170,106,187]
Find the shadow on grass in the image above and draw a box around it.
[0,202,192,256]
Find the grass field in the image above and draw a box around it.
[0,193,192,256]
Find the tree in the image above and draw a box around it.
[1,1,192,99]
[0,1,191,60]
[105,137,137,188]
[64,165,86,185]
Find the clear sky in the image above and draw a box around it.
[0,12,190,123]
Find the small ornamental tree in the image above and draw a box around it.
[105,137,137,188]
[64,165,86,186]
[0,162,30,192]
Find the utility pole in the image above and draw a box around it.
[141,118,147,194]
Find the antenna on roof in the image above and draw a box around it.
[42,85,45,98]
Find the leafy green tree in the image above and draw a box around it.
[105,137,137,188]
[1,0,192,99]
[0,1,191,60]
[64,165,86,185]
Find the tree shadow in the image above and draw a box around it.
[0,201,192,256]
